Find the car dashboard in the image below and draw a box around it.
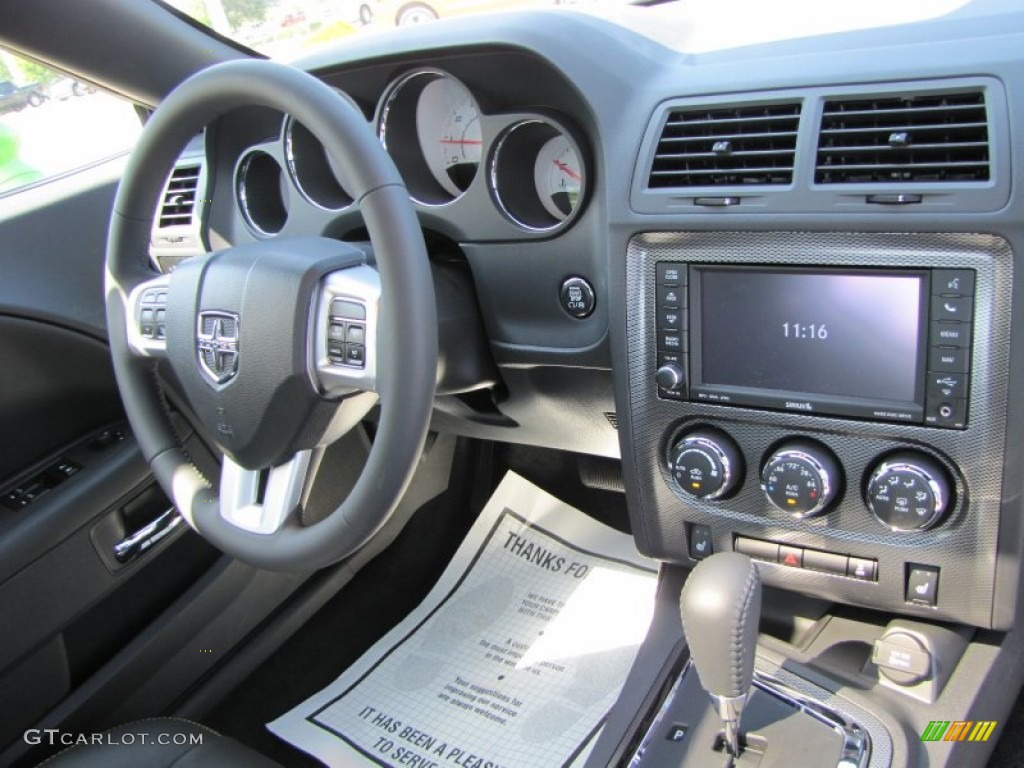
[155,1,1024,636]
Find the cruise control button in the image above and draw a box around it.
[802,549,848,576]
[331,299,366,321]
[328,323,346,342]
[931,295,973,323]
[933,269,975,296]
[928,346,969,373]
[328,342,345,361]
[345,344,365,367]
[906,565,939,606]
[346,324,365,344]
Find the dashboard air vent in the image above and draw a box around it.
[158,164,201,227]
[647,103,801,188]
[816,91,989,184]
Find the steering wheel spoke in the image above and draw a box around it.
[125,274,171,358]
[312,264,381,395]
[219,450,313,534]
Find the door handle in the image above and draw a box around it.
[113,507,182,563]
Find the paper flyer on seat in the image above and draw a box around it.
[268,471,659,768]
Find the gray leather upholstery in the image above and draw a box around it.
[37,718,281,767]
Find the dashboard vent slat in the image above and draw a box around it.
[158,164,201,228]
[815,91,990,184]
[647,103,801,189]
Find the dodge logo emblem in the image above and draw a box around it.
[196,311,240,386]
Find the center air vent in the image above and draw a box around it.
[158,164,201,228]
[647,103,800,188]
[816,91,989,184]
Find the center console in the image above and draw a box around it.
[623,231,1013,629]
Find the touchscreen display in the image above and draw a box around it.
[697,268,925,403]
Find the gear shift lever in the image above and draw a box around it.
[679,552,762,759]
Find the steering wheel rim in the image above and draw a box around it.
[105,59,438,571]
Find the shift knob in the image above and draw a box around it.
[679,552,762,756]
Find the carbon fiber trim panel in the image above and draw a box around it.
[625,232,1012,628]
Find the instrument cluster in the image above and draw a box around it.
[233,67,589,239]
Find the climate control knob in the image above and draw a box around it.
[866,452,951,532]
[670,429,743,500]
[761,440,841,518]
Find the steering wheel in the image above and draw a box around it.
[105,60,437,571]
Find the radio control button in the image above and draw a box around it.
[658,332,684,352]
[657,307,683,331]
[933,269,975,297]
[928,346,969,373]
[924,398,966,428]
[926,372,967,401]
[655,363,685,391]
[657,263,683,286]
[929,321,971,348]
[930,294,973,323]
[656,286,685,308]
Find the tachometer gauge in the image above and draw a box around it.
[534,135,582,221]
[490,118,587,232]
[417,77,482,197]
[377,69,482,204]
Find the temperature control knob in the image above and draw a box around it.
[761,441,841,518]
[866,452,952,532]
[670,429,743,500]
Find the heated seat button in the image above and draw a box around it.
[688,524,713,560]
[906,565,939,606]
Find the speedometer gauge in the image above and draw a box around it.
[534,135,582,221]
[377,69,482,205]
[417,77,482,197]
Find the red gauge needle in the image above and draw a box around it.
[553,159,582,183]
[439,139,483,145]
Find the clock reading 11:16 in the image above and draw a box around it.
[782,322,829,340]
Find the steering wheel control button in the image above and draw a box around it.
[866,452,952,531]
[330,299,366,321]
[670,428,743,500]
[761,440,841,518]
[346,324,365,344]
[328,323,345,341]
[559,276,596,318]
[847,557,878,581]
[688,523,713,560]
[345,344,366,367]
[906,565,940,606]
[733,537,780,563]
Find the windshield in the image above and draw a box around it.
[162,0,616,59]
